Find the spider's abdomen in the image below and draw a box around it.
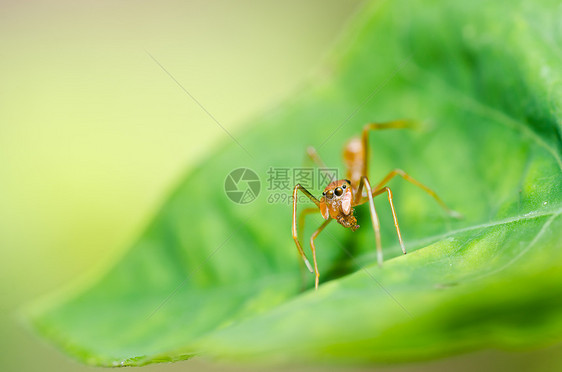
[343,137,365,187]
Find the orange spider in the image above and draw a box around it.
[292,120,460,290]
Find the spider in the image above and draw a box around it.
[291,120,460,290]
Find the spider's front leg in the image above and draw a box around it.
[309,219,332,289]
[292,184,334,290]
[354,176,384,266]
[292,184,320,273]
[354,178,407,265]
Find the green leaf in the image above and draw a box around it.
[27,0,562,366]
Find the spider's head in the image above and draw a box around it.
[319,179,358,230]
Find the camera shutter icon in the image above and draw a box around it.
[224,168,261,204]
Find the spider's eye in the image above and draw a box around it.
[326,190,334,199]
[334,187,343,197]
[322,192,326,196]
[342,184,346,189]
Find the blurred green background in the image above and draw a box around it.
[1,1,561,371]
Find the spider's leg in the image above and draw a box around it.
[292,184,321,273]
[306,146,327,168]
[374,168,461,218]
[373,186,406,254]
[310,219,332,290]
[354,176,383,266]
[360,120,416,179]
